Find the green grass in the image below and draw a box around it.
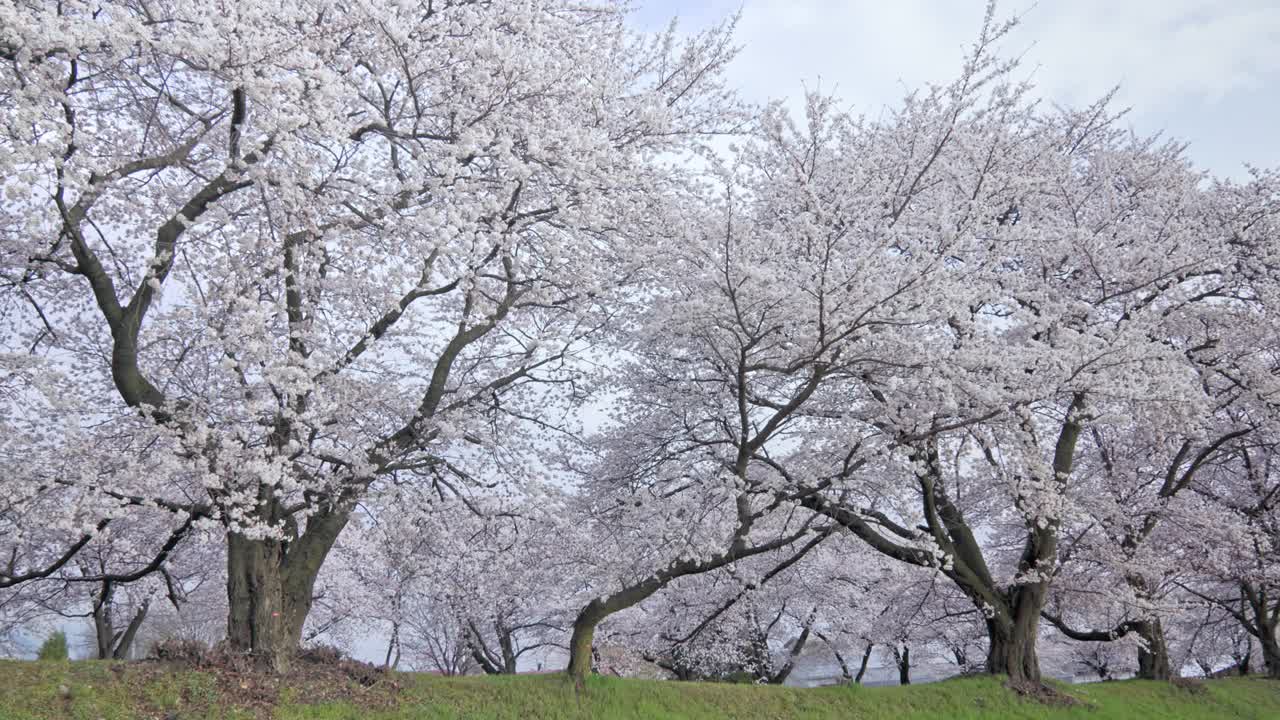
[1,660,1278,719]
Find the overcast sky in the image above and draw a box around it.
[632,0,1279,180]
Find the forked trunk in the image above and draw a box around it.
[226,533,298,672]
[224,508,348,673]
[894,645,911,685]
[985,587,1046,685]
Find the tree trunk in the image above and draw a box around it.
[953,646,968,673]
[383,622,400,670]
[986,597,1043,686]
[1135,619,1172,681]
[1241,583,1280,679]
[567,600,608,687]
[1260,629,1280,680]
[562,504,811,687]
[894,645,911,685]
[768,622,812,685]
[91,581,149,660]
[979,400,1076,687]
[1234,642,1252,676]
[224,507,347,672]
[854,643,873,684]
[112,602,149,660]
[226,533,295,672]
[498,623,518,674]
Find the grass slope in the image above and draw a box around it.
[1,660,1278,720]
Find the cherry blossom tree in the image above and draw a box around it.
[587,4,1264,687]
[1,0,738,671]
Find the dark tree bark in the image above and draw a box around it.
[1184,581,1280,680]
[854,643,874,684]
[1136,619,1172,681]
[1245,585,1280,679]
[1041,610,1171,680]
[224,505,349,672]
[793,397,1086,687]
[383,622,401,671]
[468,619,524,675]
[766,620,813,685]
[565,523,812,687]
[90,580,150,660]
[893,644,911,685]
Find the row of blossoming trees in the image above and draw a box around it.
[1,0,1277,689]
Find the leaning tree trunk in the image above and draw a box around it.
[224,506,349,672]
[566,599,615,686]
[854,643,873,684]
[565,518,809,687]
[91,580,150,660]
[109,602,148,660]
[567,577,669,687]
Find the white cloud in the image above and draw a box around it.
[637,0,1280,177]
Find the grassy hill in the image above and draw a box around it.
[1,660,1278,720]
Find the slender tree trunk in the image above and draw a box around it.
[952,646,968,673]
[91,582,150,660]
[854,643,873,684]
[498,624,518,674]
[112,602,149,660]
[1234,643,1252,676]
[383,622,400,670]
[768,622,812,685]
[93,598,113,660]
[1242,583,1280,679]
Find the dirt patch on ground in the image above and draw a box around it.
[137,641,401,718]
[1004,678,1083,707]
[1170,677,1208,694]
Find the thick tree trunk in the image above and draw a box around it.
[567,585,666,686]
[226,533,295,672]
[1260,630,1280,680]
[986,593,1043,686]
[1135,619,1172,681]
[224,507,348,672]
